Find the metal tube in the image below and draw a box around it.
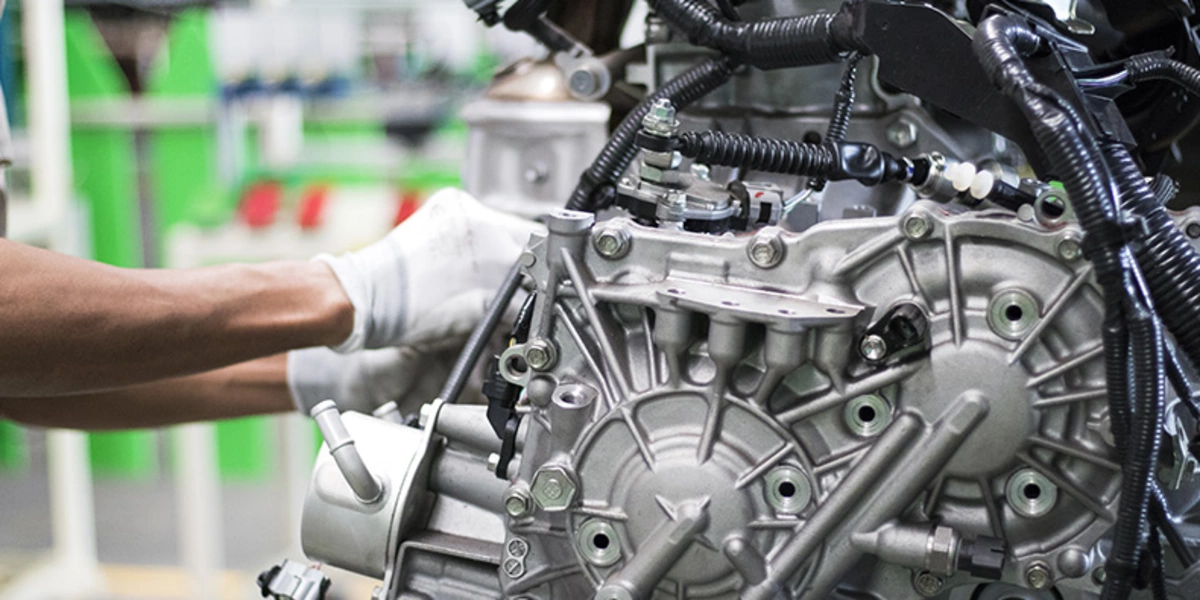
[742,413,925,600]
[802,394,989,598]
[440,260,524,404]
[311,400,383,503]
[596,500,711,600]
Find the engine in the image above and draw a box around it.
[269,1,1200,599]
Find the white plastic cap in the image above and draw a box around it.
[948,162,977,193]
[970,170,996,200]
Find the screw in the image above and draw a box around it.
[1187,222,1200,239]
[1026,563,1052,589]
[859,334,888,362]
[902,213,932,240]
[503,488,532,518]
[748,231,785,269]
[506,538,529,559]
[525,340,556,371]
[502,557,525,579]
[1057,236,1082,261]
[912,571,944,597]
[594,226,631,259]
[887,118,919,149]
[1092,566,1106,585]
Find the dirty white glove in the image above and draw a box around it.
[287,345,456,416]
[318,188,541,352]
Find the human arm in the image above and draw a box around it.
[0,354,293,429]
[0,243,351,397]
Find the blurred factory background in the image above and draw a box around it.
[0,0,566,598]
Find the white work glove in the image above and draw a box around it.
[318,188,542,352]
[287,345,457,416]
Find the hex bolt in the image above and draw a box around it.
[887,118,919,149]
[748,232,785,269]
[912,571,944,597]
[1026,563,1052,589]
[642,99,679,137]
[859,334,888,362]
[487,453,501,473]
[902,213,932,240]
[1057,236,1082,261]
[594,226,632,260]
[503,487,533,518]
[525,340,557,371]
[530,465,578,511]
[569,66,601,97]
[1092,566,1107,585]
[502,557,526,579]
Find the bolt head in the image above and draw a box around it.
[690,163,711,181]
[569,68,599,97]
[594,227,631,259]
[531,465,577,511]
[506,538,529,559]
[642,99,678,137]
[1187,222,1200,240]
[912,571,944,597]
[902,213,932,240]
[504,488,532,518]
[1057,236,1082,261]
[487,453,501,473]
[887,119,919,149]
[748,232,785,269]
[1025,563,1052,589]
[524,340,556,371]
[859,334,888,362]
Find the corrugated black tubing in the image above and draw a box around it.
[1104,144,1200,373]
[974,15,1169,599]
[676,130,835,175]
[565,56,736,212]
[1127,54,1200,98]
[645,0,854,70]
[810,52,863,192]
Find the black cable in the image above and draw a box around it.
[1149,524,1169,600]
[1126,54,1200,98]
[566,56,737,212]
[714,0,740,21]
[972,16,1169,599]
[1164,337,1200,421]
[675,130,909,185]
[645,0,857,70]
[810,52,863,192]
[439,261,524,404]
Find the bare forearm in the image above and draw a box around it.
[0,355,293,430]
[0,240,352,396]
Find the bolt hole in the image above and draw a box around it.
[506,356,528,375]
[592,533,610,550]
[1041,196,1066,220]
[826,308,844,314]
[858,405,877,423]
[1023,483,1042,500]
[1005,305,1024,322]
[560,391,584,405]
[778,481,797,498]
[803,131,822,145]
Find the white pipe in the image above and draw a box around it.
[175,424,223,600]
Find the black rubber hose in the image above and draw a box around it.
[1149,524,1169,600]
[972,16,1165,599]
[676,130,908,185]
[1164,337,1200,420]
[810,52,863,192]
[646,0,856,70]
[1127,54,1200,98]
[1103,144,1200,373]
[1106,312,1166,600]
[566,56,737,212]
[678,130,835,175]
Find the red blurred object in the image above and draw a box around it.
[239,181,283,229]
[297,185,331,230]
[394,190,421,226]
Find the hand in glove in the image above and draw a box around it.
[318,188,541,352]
[287,345,459,416]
